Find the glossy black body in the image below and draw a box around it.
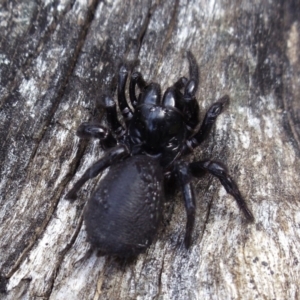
[66,52,254,257]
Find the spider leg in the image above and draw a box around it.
[66,145,129,201]
[189,160,254,222]
[186,51,199,90]
[186,95,229,151]
[76,122,117,149]
[181,51,199,102]
[182,85,201,133]
[172,51,199,98]
[129,71,146,108]
[163,52,201,133]
[173,76,188,90]
[118,65,133,124]
[175,161,196,249]
[103,95,125,138]
[162,81,200,134]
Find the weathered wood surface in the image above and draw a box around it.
[0,0,299,299]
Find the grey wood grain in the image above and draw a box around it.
[1,0,299,299]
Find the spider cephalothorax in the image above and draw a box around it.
[66,52,254,257]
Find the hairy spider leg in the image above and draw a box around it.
[65,145,129,201]
[175,161,196,248]
[189,160,254,222]
[118,65,134,123]
[129,71,146,108]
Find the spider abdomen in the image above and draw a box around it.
[84,155,164,257]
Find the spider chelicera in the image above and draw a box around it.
[66,52,254,257]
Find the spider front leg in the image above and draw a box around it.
[186,50,199,89]
[173,76,188,90]
[162,78,200,132]
[102,95,125,138]
[118,65,133,124]
[66,145,129,201]
[186,95,229,151]
[189,160,254,222]
[76,122,117,149]
[175,161,196,249]
[129,71,146,107]
[164,51,200,133]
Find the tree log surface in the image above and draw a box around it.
[0,0,299,299]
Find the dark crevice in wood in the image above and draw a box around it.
[282,32,300,150]
[161,0,179,55]
[20,0,77,75]
[0,274,8,294]
[46,211,85,299]
[2,0,100,282]
[157,253,165,298]
[5,137,88,279]
[42,0,99,138]
[283,92,300,157]
[136,4,156,55]
[281,1,300,155]
[0,0,95,232]
[151,0,180,79]
[0,0,75,108]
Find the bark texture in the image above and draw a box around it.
[1,0,300,299]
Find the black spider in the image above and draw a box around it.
[66,52,254,257]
